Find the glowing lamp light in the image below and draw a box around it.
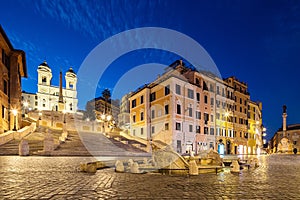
[106,115,112,121]
[101,114,106,120]
[23,102,29,107]
[12,109,18,116]
[224,112,229,118]
[257,147,261,156]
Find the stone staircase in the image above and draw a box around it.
[0,127,149,156]
[107,135,147,153]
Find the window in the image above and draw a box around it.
[157,109,162,117]
[133,129,136,136]
[189,124,193,132]
[204,95,208,104]
[133,115,136,123]
[151,110,155,119]
[176,84,181,95]
[2,105,5,119]
[70,103,73,111]
[35,102,38,106]
[211,115,214,122]
[240,107,242,112]
[2,49,10,68]
[240,98,242,104]
[187,89,194,99]
[132,99,136,108]
[210,98,214,106]
[42,77,47,84]
[150,92,156,102]
[216,128,220,136]
[165,85,170,95]
[196,125,200,133]
[165,105,169,114]
[210,128,214,135]
[165,123,169,130]
[177,104,181,114]
[176,122,181,130]
[196,111,201,119]
[35,96,38,100]
[177,140,182,153]
[217,86,220,95]
[3,79,8,95]
[188,107,192,117]
[140,95,144,104]
[141,128,144,135]
[140,112,144,121]
[204,127,209,134]
[209,84,214,92]
[195,78,200,86]
[69,83,74,89]
[196,93,200,102]
[204,113,209,122]
[216,113,220,120]
[151,126,155,134]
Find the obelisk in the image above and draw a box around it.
[58,71,65,112]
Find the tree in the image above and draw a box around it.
[84,101,96,120]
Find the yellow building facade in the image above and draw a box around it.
[129,60,263,155]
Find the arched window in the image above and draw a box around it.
[42,77,47,84]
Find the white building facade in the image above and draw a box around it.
[22,61,78,113]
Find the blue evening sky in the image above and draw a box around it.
[1,0,300,140]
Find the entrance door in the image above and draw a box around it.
[226,140,231,154]
[234,146,237,154]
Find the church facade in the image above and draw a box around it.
[22,61,78,113]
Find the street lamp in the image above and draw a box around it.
[23,101,28,116]
[12,109,17,131]
[38,111,42,120]
[62,110,66,123]
[38,111,42,129]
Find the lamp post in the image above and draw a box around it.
[101,113,106,132]
[63,110,66,124]
[23,102,28,117]
[107,115,112,133]
[38,111,42,129]
[12,109,17,131]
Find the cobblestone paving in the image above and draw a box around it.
[0,155,300,199]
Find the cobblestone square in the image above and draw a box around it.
[0,155,300,199]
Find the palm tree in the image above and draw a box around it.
[102,89,111,114]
